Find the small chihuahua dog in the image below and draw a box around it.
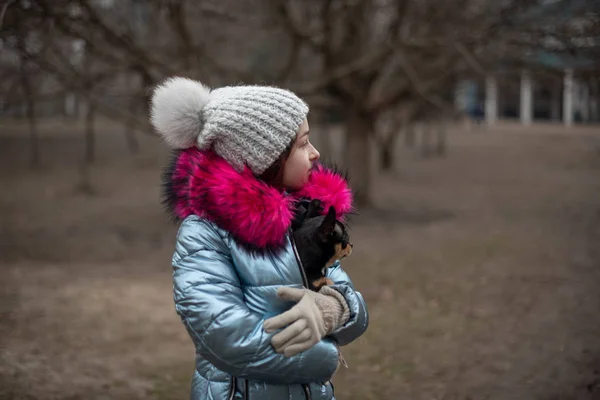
[293,199,353,291]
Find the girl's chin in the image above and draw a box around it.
[286,172,311,190]
[304,170,312,182]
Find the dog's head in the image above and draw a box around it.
[294,199,353,268]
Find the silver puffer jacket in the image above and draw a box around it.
[165,149,369,399]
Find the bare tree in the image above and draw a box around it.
[16,39,41,168]
[268,0,600,204]
[5,0,597,204]
[267,0,492,203]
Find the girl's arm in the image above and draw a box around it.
[173,216,339,384]
[325,262,369,346]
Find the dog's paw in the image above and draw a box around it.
[312,277,335,290]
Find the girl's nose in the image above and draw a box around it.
[310,145,320,161]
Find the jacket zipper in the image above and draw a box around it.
[228,377,236,400]
[290,234,309,288]
[290,234,313,400]
[302,384,312,399]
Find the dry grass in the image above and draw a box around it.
[1,120,600,399]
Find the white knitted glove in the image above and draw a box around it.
[264,286,350,357]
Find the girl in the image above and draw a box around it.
[150,77,369,400]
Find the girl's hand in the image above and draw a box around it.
[263,286,349,357]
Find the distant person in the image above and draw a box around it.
[150,77,369,399]
[471,103,485,125]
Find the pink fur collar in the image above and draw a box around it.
[163,148,354,249]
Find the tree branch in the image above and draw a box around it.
[0,0,16,31]
[276,0,324,53]
[455,42,487,76]
[320,0,334,67]
[166,0,193,70]
[382,51,455,112]
[290,47,389,96]
[73,0,173,78]
[276,34,301,83]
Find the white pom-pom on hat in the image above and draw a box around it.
[150,77,212,149]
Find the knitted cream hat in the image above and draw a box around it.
[150,77,309,175]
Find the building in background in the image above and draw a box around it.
[455,0,600,126]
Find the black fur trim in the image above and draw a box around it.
[160,149,183,223]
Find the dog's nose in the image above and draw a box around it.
[349,242,353,248]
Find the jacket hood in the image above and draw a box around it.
[162,148,354,249]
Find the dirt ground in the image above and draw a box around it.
[1,119,600,400]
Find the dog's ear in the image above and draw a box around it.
[292,204,308,230]
[292,199,322,230]
[306,199,323,218]
[318,206,337,241]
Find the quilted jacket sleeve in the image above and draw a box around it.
[325,262,369,346]
[172,217,339,384]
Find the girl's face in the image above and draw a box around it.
[282,119,320,190]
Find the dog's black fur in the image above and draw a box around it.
[293,199,352,291]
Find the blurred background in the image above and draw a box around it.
[1,0,600,399]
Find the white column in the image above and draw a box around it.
[65,93,77,117]
[454,80,469,111]
[485,76,498,125]
[563,69,574,126]
[520,70,533,125]
[581,82,590,122]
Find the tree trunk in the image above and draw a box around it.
[420,123,433,157]
[26,98,40,169]
[345,111,373,207]
[381,143,393,170]
[64,92,77,119]
[85,99,96,165]
[319,126,333,163]
[404,123,416,147]
[313,112,333,162]
[124,96,139,154]
[435,123,447,156]
[19,55,40,168]
[78,96,95,194]
[380,130,399,171]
